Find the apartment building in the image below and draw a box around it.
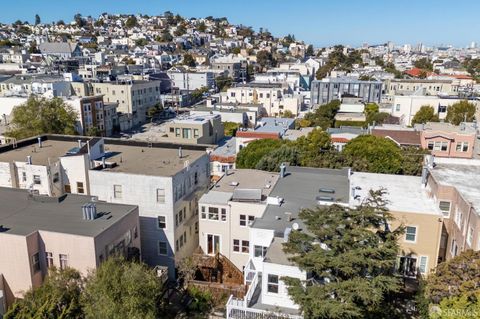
[211,55,244,81]
[0,187,140,310]
[65,95,118,137]
[198,169,279,269]
[311,77,382,105]
[416,122,477,159]
[0,74,72,98]
[424,157,480,261]
[0,135,211,278]
[221,83,302,117]
[384,78,459,96]
[225,165,444,318]
[162,114,225,145]
[72,80,162,127]
[391,95,480,126]
[167,67,215,90]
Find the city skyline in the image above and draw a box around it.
[2,0,480,48]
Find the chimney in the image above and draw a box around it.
[279,163,286,178]
[26,156,32,165]
[37,137,42,148]
[178,147,183,158]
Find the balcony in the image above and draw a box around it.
[226,267,302,319]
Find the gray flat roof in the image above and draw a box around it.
[0,140,84,165]
[430,160,480,212]
[263,237,296,266]
[0,187,137,237]
[99,143,206,176]
[349,172,440,215]
[252,166,350,234]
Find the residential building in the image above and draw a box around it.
[424,157,480,261]
[0,135,211,278]
[211,55,244,81]
[162,114,225,145]
[38,42,82,59]
[383,78,459,96]
[390,95,480,126]
[209,137,237,177]
[65,95,118,137]
[0,187,140,309]
[311,77,382,105]
[0,74,72,98]
[72,80,162,127]
[414,122,477,158]
[371,125,422,147]
[167,67,215,90]
[198,169,279,269]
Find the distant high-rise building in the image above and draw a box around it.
[470,41,477,49]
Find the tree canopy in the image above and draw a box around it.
[414,58,433,71]
[182,53,196,67]
[5,258,163,319]
[125,16,138,28]
[302,100,341,129]
[236,138,285,169]
[4,268,84,319]
[6,97,78,140]
[445,100,476,125]
[412,105,439,125]
[256,50,276,71]
[82,258,162,319]
[342,135,403,174]
[283,190,403,319]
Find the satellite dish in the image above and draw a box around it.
[292,223,299,231]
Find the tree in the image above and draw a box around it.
[174,23,187,36]
[7,97,78,140]
[34,14,41,26]
[215,75,233,92]
[303,100,341,129]
[82,257,162,319]
[445,100,476,125]
[4,268,84,319]
[256,50,276,71]
[160,28,173,42]
[135,38,148,47]
[283,190,403,319]
[255,145,300,172]
[296,128,332,166]
[197,21,207,32]
[281,110,294,118]
[343,135,403,174]
[425,250,480,305]
[306,44,314,57]
[411,105,439,125]
[73,14,86,27]
[236,139,285,169]
[182,53,196,67]
[125,16,138,28]
[86,126,101,137]
[401,146,430,176]
[223,121,240,136]
[414,58,433,71]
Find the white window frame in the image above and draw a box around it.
[113,184,122,199]
[405,226,417,243]
[467,226,474,246]
[158,241,168,256]
[438,200,451,218]
[157,215,167,229]
[419,256,428,274]
[267,274,279,294]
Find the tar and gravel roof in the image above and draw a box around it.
[0,187,137,237]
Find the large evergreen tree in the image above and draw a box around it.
[283,190,404,319]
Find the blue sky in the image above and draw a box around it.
[2,0,479,47]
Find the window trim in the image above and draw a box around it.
[158,241,168,256]
[267,274,279,294]
[157,215,167,229]
[438,200,451,218]
[405,225,417,243]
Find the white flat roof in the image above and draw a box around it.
[350,172,441,216]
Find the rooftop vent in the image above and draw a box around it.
[229,181,239,186]
[82,203,97,221]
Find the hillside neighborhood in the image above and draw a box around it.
[0,9,480,319]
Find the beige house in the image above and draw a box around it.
[198,169,279,270]
[0,187,140,310]
[163,114,224,145]
[350,172,443,277]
